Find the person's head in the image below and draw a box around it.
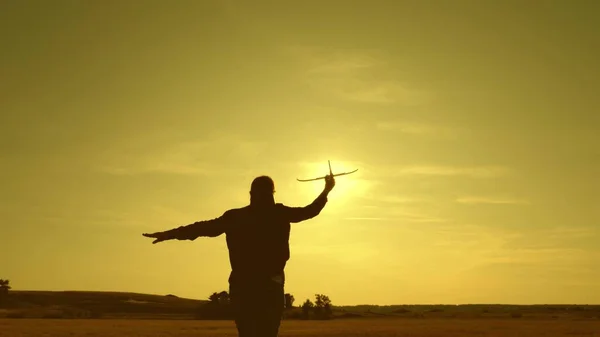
[249,175,275,206]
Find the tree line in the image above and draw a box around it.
[197,290,334,320]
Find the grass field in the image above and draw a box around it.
[1,317,599,337]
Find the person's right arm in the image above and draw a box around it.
[282,175,335,223]
[142,211,231,244]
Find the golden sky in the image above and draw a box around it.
[1,0,599,305]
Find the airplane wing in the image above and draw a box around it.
[296,169,358,182]
[297,175,328,182]
[333,169,358,177]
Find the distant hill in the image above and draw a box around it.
[2,290,207,319]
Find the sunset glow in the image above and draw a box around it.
[1,1,598,306]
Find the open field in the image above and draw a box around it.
[1,317,600,337]
[2,291,599,336]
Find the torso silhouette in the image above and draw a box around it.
[224,204,292,283]
[167,195,327,284]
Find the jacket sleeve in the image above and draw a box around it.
[281,192,328,223]
[165,211,232,240]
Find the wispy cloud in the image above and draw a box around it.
[456,197,530,205]
[292,242,381,264]
[401,215,448,223]
[306,52,378,74]
[376,121,460,138]
[286,46,428,105]
[353,187,427,204]
[395,165,510,178]
[98,135,264,176]
[427,223,514,250]
[373,195,425,204]
[458,249,600,291]
[313,78,425,104]
[501,226,599,251]
[289,46,383,73]
[346,203,448,224]
[391,209,448,223]
[448,224,600,286]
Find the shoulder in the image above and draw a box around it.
[275,203,290,211]
[223,205,251,217]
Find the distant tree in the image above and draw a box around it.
[208,291,229,305]
[284,293,295,309]
[217,291,230,305]
[0,279,10,295]
[198,290,232,320]
[209,292,220,303]
[301,299,314,320]
[0,279,11,306]
[314,294,333,320]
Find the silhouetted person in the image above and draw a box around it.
[143,174,335,337]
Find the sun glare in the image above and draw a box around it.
[296,160,370,212]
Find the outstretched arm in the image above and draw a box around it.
[283,175,335,223]
[143,212,230,244]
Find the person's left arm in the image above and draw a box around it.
[143,211,231,244]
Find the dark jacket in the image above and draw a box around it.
[164,193,328,284]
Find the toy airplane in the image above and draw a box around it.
[297,160,358,182]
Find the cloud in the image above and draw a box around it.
[388,208,448,223]
[456,197,530,205]
[292,242,381,264]
[394,165,510,178]
[458,248,600,291]
[310,77,425,104]
[426,223,513,251]
[400,215,448,223]
[345,202,448,224]
[376,121,460,138]
[286,46,427,105]
[97,134,265,176]
[372,195,425,204]
[501,226,599,251]
[548,226,598,237]
[447,224,600,285]
[101,161,225,176]
[288,45,383,73]
[355,190,427,205]
[306,54,378,74]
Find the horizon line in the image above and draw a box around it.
[9,289,600,306]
